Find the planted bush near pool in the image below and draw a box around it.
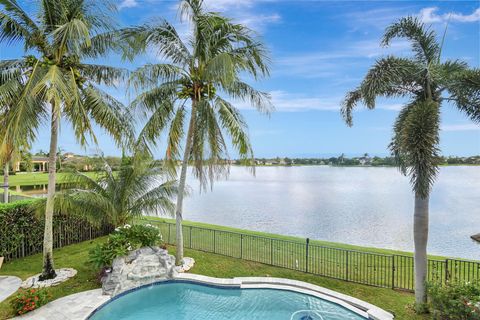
[428,281,480,319]
[10,288,50,316]
[0,200,113,261]
[89,224,163,269]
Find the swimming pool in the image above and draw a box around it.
[88,281,368,320]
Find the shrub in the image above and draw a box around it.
[11,288,50,315]
[0,199,113,261]
[118,224,162,247]
[89,224,162,269]
[428,281,480,319]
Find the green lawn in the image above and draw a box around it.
[2,172,100,187]
[0,237,426,320]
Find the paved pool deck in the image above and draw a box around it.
[0,276,22,303]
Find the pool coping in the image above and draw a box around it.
[86,274,394,320]
[175,274,394,320]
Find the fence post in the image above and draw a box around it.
[445,259,449,283]
[345,250,349,281]
[189,226,192,249]
[391,255,395,289]
[305,238,310,273]
[270,239,273,265]
[213,229,216,253]
[240,234,243,259]
[168,223,171,244]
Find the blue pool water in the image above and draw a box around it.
[89,282,366,320]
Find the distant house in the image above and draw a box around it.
[359,156,371,165]
[15,156,49,172]
[64,152,76,159]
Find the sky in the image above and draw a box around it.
[1,0,479,158]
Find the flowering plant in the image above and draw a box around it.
[428,281,480,319]
[89,224,163,269]
[11,288,49,315]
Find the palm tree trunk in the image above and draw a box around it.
[414,192,429,309]
[3,163,8,203]
[40,108,59,280]
[175,101,197,266]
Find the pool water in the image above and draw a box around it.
[89,282,366,320]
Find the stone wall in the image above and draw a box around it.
[102,247,177,296]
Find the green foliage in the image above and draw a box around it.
[53,155,177,227]
[119,224,163,247]
[127,0,273,189]
[89,224,162,269]
[88,233,130,269]
[428,281,480,319]
[0,199,111,260]
[0,0,133,155]
[342,16,480,196]
[11,288,50,316]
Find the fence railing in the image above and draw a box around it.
[1,220,113,261]
[147,220,480,292]
[0,192,32,203]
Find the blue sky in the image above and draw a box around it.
[2,0,479,158]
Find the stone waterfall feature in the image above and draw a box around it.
[101,247,177,296]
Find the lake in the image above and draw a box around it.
[181,166,480,260]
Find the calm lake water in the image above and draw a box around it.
[181,166,480,260]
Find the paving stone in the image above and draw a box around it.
[0,276,22,303]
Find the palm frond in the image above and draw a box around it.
[382,16,440,64]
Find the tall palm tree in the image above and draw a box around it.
[342,17,480,309]
[53,154,178,227]
[126,0,272,264]
[0,0,131,280]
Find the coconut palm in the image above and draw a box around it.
[126,0,272,264]
[0,0,132,280]
[342,16,480,309]
[52,154,178,227]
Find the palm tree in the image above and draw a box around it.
[126,0,272,264]
[342,16,480,309]
[0,0,132,280]
[0,75,35,203]
[53,154,178,227]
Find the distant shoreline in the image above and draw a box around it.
[233,163,480,167]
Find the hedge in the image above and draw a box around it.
[0,199,113,261]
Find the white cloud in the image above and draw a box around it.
[441,124,480,132]
[235,91,405,113]
[275,39,410,78]
[237,13,281,30]
[419,7,443,23]
[202,0,255,11]
[170,0,280,32]
[419,7,480,24]
[118,0,138,10]
[449,8,480,22]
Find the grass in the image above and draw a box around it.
[2,172,99,187]
[0,237,427,320]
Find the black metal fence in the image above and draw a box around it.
[148,220,480,292]
[1,222,113,261]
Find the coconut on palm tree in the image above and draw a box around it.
[125,0,272,265]
[0,0,132,280]
[342,16,480,310]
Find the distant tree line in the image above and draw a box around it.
[233,155,480,167]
